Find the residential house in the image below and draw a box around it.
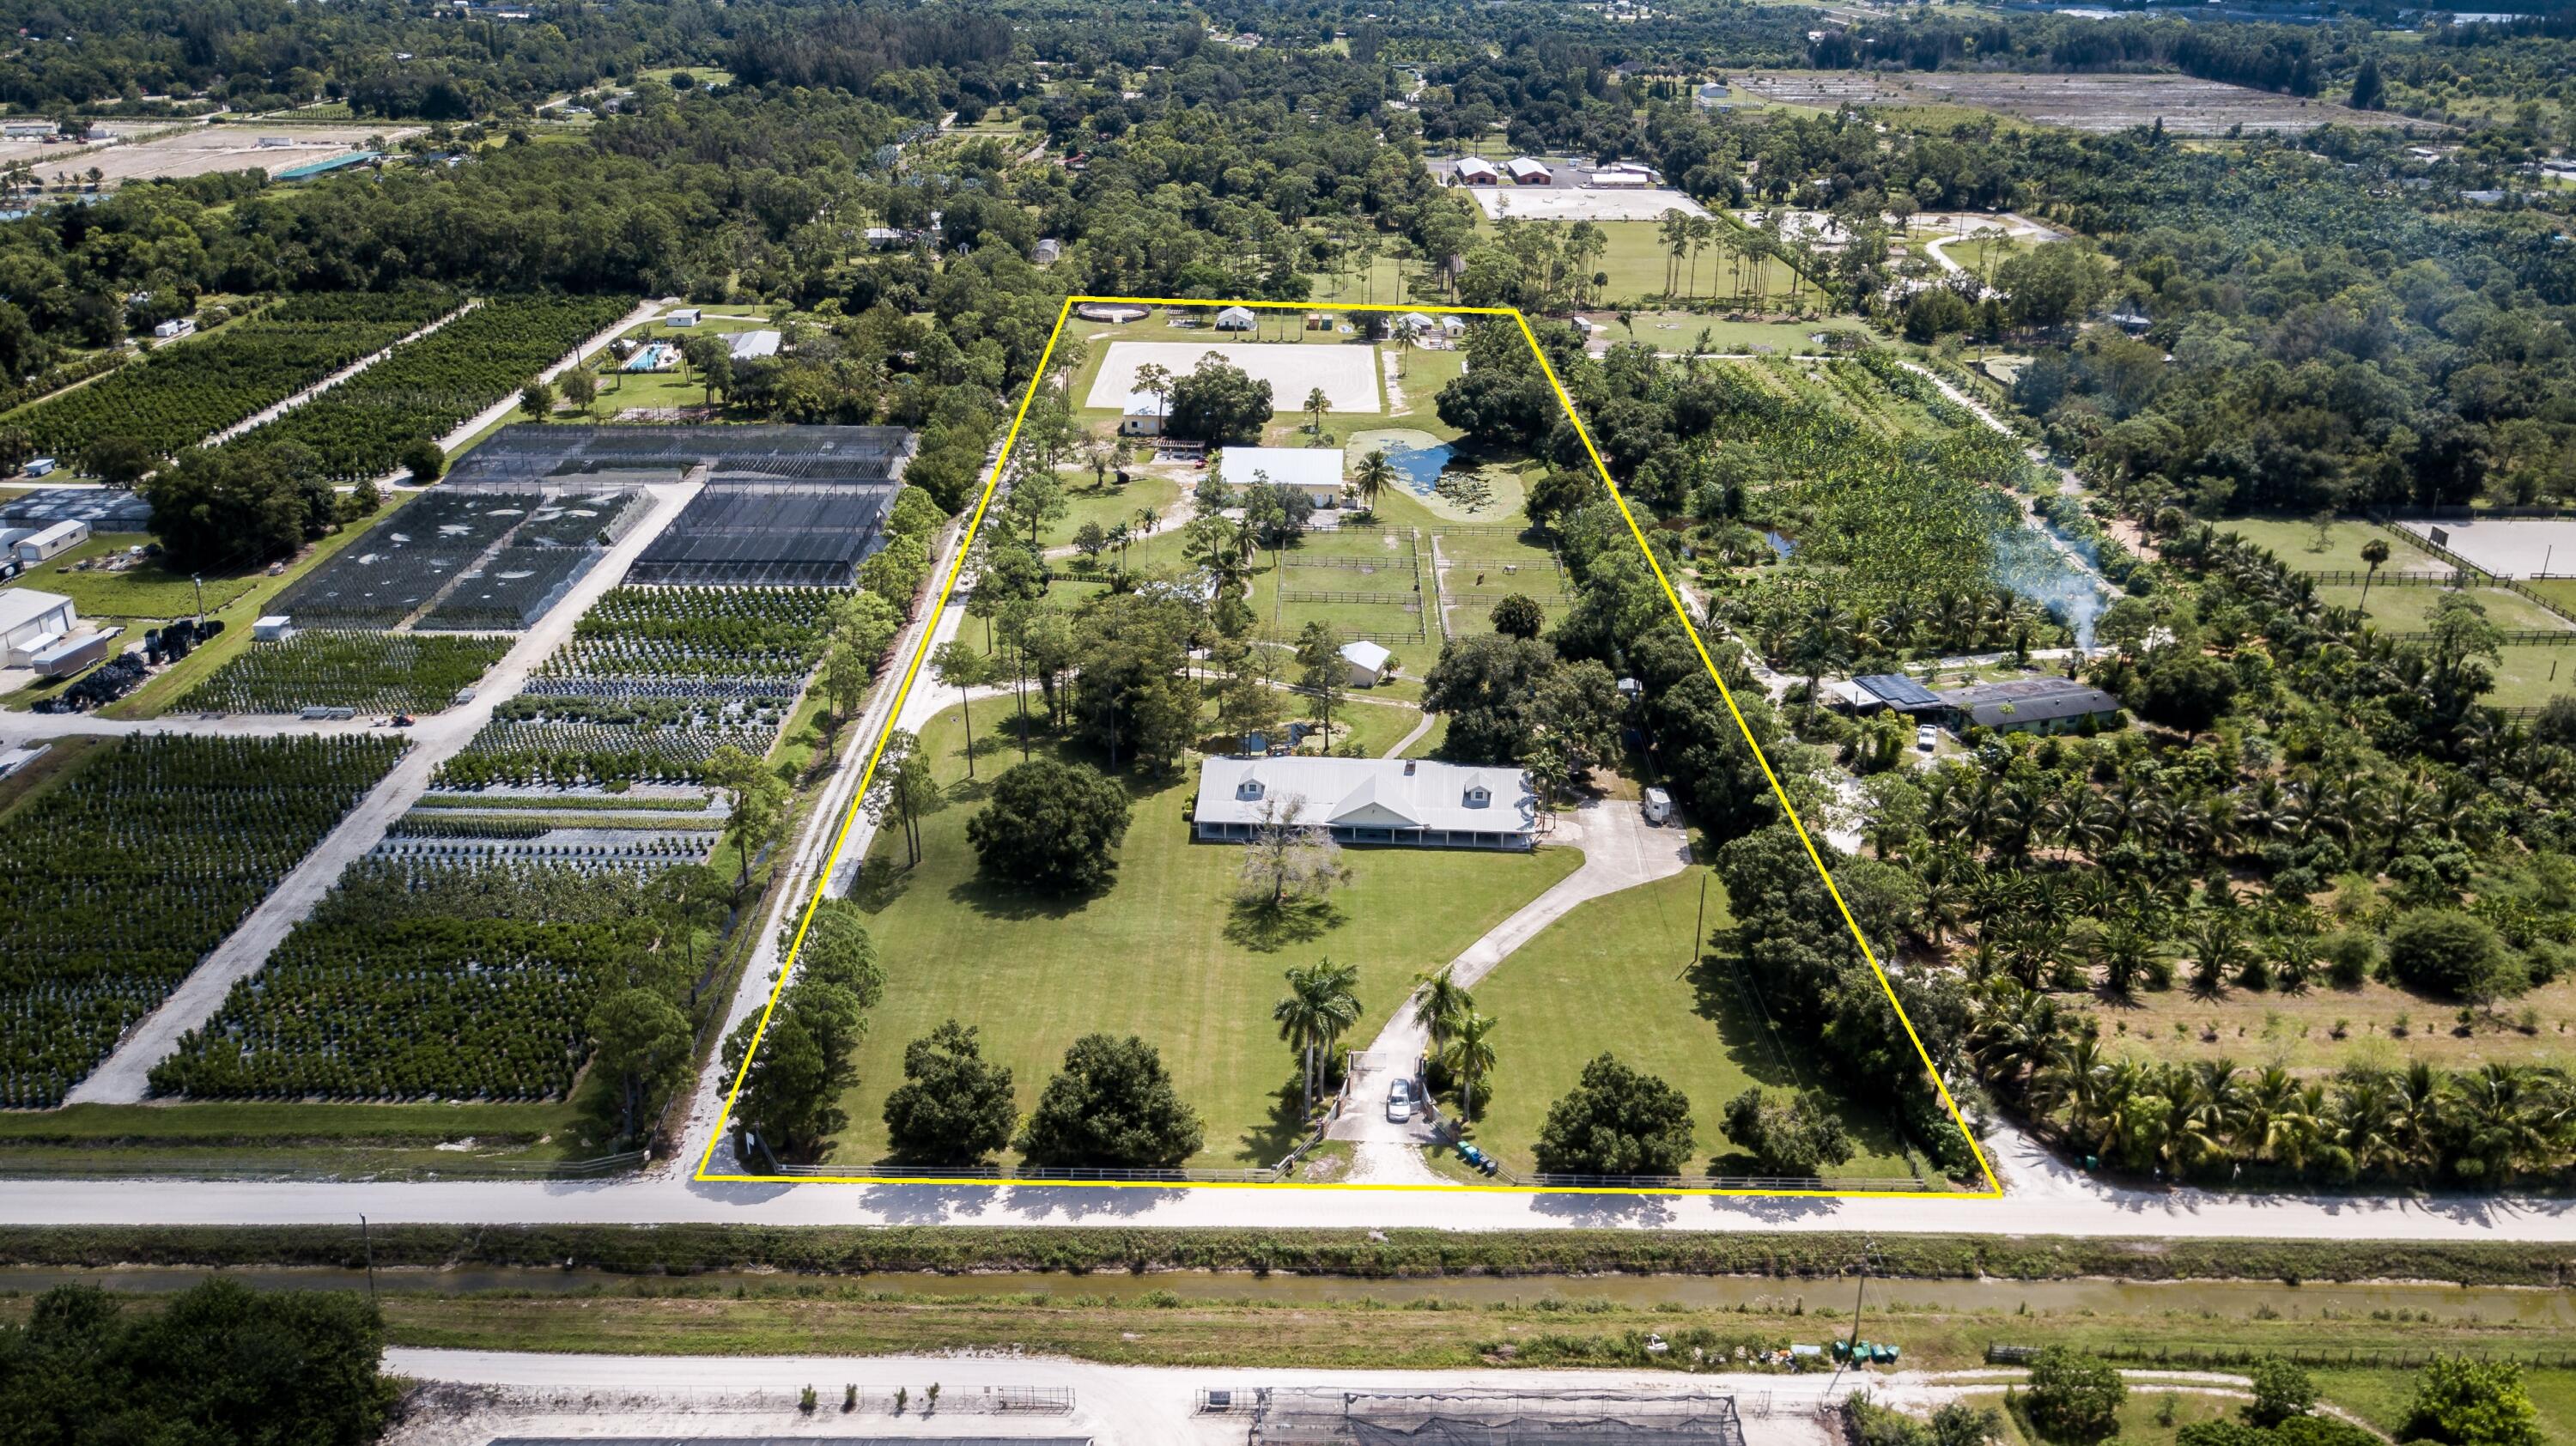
[1192,756,1536,850]
[1215,446,1346,508]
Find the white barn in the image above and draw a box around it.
[1216,446,1346,507]
[1339,639,1394,688]
[1453,157,1500,185]
[0,587,76,666]
[1192,756,1536,850]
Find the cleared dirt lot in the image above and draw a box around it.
[1085,339,1383,413]
[2399,517,2576,580]
[64,125,420,185]
[1735,70,2417,135]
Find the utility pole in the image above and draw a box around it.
[191,574,204,628]
[1825,1237,1881,1400]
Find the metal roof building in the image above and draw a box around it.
[1193,756,1535,850]
[1935,676,2123,733]
[1854,672,1941,713]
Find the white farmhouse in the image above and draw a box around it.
[1214,446,1346,508]
[1192,756,1536,850]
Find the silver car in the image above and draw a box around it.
[1385,1078,1416,1123]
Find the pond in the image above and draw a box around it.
[1763,529,1799,558]
[1378,438,1456,497]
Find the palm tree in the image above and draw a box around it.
[1352,449,1395,516]
[1412,963,1474,1057]
[1656,210,1692,296]
[2359,537,2391,615]
[1303,386,1330,439]
[1274,959,1364,1119]
[1441,1011,1499,1121]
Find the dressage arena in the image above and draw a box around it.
[1468,186,1710,222]
[1086,341,1383,413]
[2399,518,2576,579]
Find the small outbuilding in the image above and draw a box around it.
[665,307,702,326]
[1118,391,1169,437]
[252,615,296,642]
[1214,305,1259,331]
[1452,157,1500,185]
[1507,156,1553,185]
[15,519,87,562]
[1339,639,1394,689]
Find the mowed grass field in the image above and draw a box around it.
[2224,518,2448,575]
[1038,466,1186,551]
[2,532,257,619]
[2315,583,2573,635]
[1475,217,1807,308]
[829,702,1583,1168]
[1464,866,1926,1179]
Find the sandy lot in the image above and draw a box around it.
[1469,185,1708,222]
[2399,518,2576,579]
[1735,70,2416,136]
[1086,340,1382,413]
[45,125,422,186]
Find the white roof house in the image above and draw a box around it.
[1214,305,1259,331]
[1192,756,1536,849]
[1453,156,1500,185]
[1339,639,1393,688]
[726,328,781,361]
[1507,156,1552,184]
[1394,311,1437,336]
[1215,446,1346,507]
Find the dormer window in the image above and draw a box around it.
[1237,779,1265,800]
[1463,786,1489,808]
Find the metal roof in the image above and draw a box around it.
[1855,672,1939,709]
[1935,676,2122,728]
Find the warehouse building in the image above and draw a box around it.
[1935,676,2123,735]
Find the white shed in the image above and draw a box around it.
[666,307,702,326]
[1214,305,1259,331]
[15,519,87,562]
[252,615,297,642]
[1339,639,1394,688]
[152,317,196,341]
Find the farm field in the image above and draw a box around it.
[151,862,665,1103]
[439,584,837,790]
[181,632,511,715]
[1462,866,1923,1179]
[231,294,635,478]
[0,1096,602,1174]
[0,735,404,1109]
[2050,973,2576,1078]
[7,290,459,459]
[829,701,1583,1168]
[1731,70,2412,134]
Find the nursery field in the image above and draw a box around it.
[152,863,665,1102]
[8,291,459,459]
[229,295,633,478]
[271,490,540,629]
[440,585,838,789]
[180,632,510,715]
[0,735,404,1109]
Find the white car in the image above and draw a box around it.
[1916,723,1939,752]
[1385,1078,1415,1123]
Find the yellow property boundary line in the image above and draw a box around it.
[695,295,2002,1200]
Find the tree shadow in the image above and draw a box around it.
[1223,895,1345,951]
[849,855,915,913]
[1236,1072,1314,1166]
[945,871,1098,924]
[1686,951,1807,1091]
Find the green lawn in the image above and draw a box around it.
[2521,577,2576,617]
[2488,644,2576,708]
[1461,866,1924,1179]
[2316,583,2573,635]
[1044,468,1184,551]
[828,701,1583,1168]
[2,532,257,620]
[1486,218,1806,309]
[2225,518,2446,576]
